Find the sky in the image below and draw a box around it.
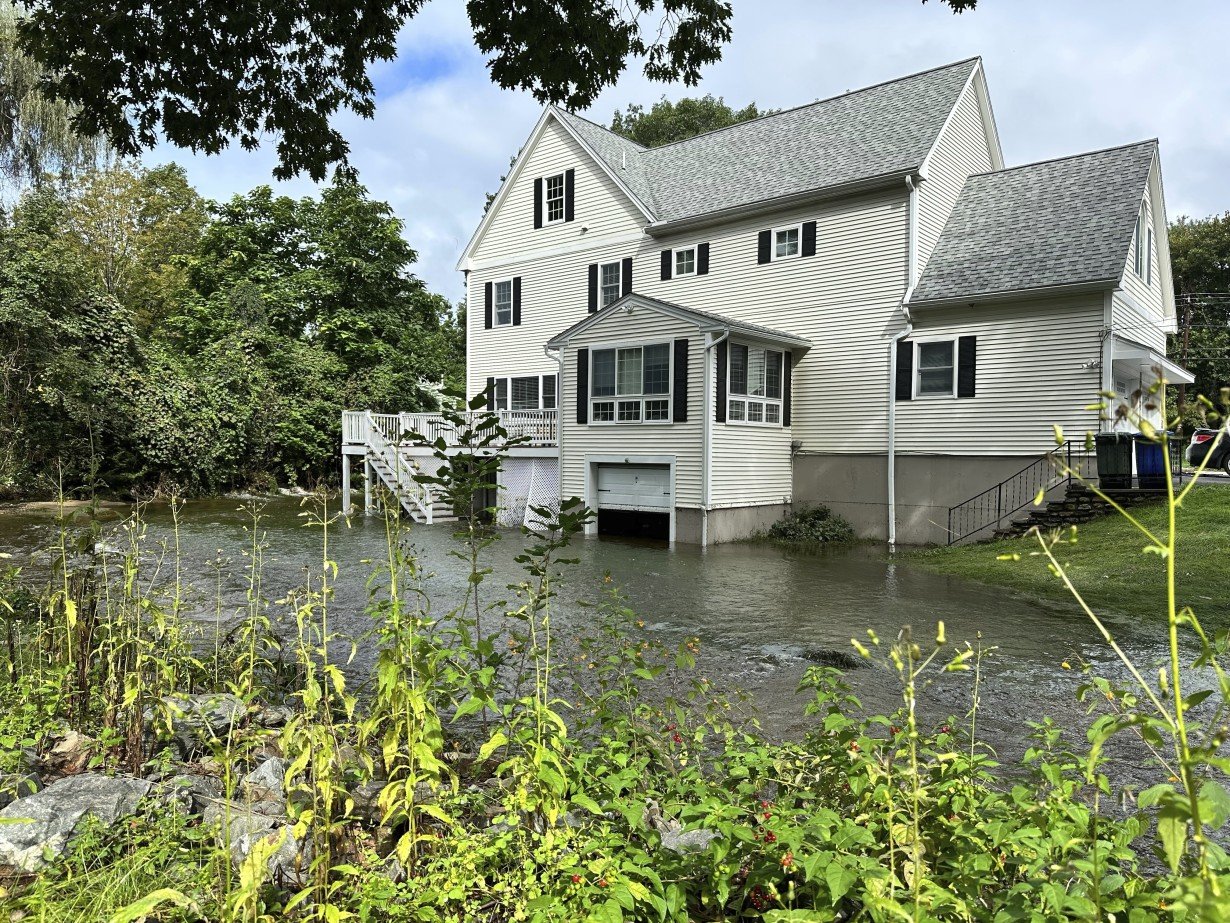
[151,0,1230,302]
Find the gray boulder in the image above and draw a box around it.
[145,693,247,758]
[204,802,311,888]
[659,827,720,854]
[154,773,222,816]
[0,774,151,872]
[242,757,287,806]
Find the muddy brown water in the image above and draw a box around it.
[0,497,1213,791]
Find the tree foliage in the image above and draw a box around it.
[0,167,462,498]
[609,94,768,148]
[1169,213,1230,424]
[14,0,977,182]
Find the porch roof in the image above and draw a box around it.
[1112,334,1195,385]
[546,293,812,350]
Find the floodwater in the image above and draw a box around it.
[0,497,1209,781]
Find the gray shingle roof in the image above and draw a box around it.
[548,293,810,348]
[911,140,1158,304]
[555,58,979,225]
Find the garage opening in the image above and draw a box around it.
[595,464,671,541]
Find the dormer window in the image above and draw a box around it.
[544,173,566,224]
[774,225,800,260]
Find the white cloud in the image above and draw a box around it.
[150,0,1230,297]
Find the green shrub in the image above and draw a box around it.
[763,504,855,544]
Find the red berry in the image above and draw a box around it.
[765,831,777,843]
[672,733,683,744]
[571,874,582,884]
[597,878,608,888]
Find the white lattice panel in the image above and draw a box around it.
[496,458,560,530]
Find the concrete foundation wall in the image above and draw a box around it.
[706,503,792,545]
[793,453,1039,545]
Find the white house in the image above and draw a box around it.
[344,57,1190,545]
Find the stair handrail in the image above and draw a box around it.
[366,411,433,523]
[946,441,1091,545]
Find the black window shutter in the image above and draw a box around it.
[533,178,543,229]
[783,351,793,426]
[486,376,496,409]
[587,264,598,313]
[673,338,689,422]
[802,221,817,257]
[576,349,589,424]
[895,340,913,401]
[512,277,522,326]
[957,336,977,398]
[564,169,575,222]
[715,340,728,422]
[660,249,672,281]
[484,282,493,329]
[757,229,771,264]
[697,242,710,275]
[621,257,633,296]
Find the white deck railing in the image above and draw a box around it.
[342,409,558,448]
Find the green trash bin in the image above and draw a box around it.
[1096,433,1133,489]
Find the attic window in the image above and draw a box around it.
[544,173,566,223]
[1133,204,1149,279]
[773,225,800,260]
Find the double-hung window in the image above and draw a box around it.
[674,247,696,277]
[492,279,513,326]
[728,344,783,424]
[591,343,671,423]
[544,173,566,224]
[490,374,558,412]
[915,340,955,397]
[773,225,800,260]
[599,261,622,308]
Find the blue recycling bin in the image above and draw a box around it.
[1134,433,1166,490]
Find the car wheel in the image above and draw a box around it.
[1223,455,1230,477]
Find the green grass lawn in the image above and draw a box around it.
[912,485,1230,625]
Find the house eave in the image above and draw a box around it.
[908,278,1119,310]
[644,169,915,237]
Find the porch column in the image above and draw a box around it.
[364,459,373,513]
[341,454,352,514]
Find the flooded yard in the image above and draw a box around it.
[0,497,1205,776]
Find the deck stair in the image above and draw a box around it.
[363,417,453,524]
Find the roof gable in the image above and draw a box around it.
[910,140,1159,305]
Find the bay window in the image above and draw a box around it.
[591,343,671,423]
[728,343,783,424]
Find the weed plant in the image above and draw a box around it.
[0,391,1228,920]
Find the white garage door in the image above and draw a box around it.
[596,464,671,511]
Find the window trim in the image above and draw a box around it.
[587,340,673,426]
[726,341,785,426]
[491,277,515,327]
[543,172,567,225]
[912,337,957,400]
[672,245,697,277]
[598,260,623,309]
[490,374,559,412]
[771,223,802,262]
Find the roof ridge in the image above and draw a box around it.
[554,108,648,152]
[627,57,981,156]
[969,138,1158,178]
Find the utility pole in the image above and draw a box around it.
[1178,293,1192,423]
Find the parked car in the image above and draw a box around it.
[1186,427,1230,473]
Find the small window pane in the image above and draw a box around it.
[747,401,764,422]
[766,351,783,399]
[542,375,557,410]
[616,347,642,396]
[494,280,513,325]
[511,376,539,411]
[545,173,565,223]
[600,262,622,307]
[674,248,695,275]
[917,341,954,395]
[766,403,781,424]
[643,343,670,394]
[729,400,745,421]
[617,400,641,422]
[592,401,614,422]
[747,347,767,397]
[775,228,799,258]
[592,349,616,397]
[645,399,670,421]
[729,344,748,395]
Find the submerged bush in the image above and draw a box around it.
[762,504,855,545]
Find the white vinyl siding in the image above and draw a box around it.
[896,295,1105,454]
[1111,291,1165,352]
[561,311,704,506]
[469,189,910,454]
[1120,173,1164,318]
[916,78,995,277]
[473,119,645,263]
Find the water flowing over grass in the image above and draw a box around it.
[2,401,1230,920]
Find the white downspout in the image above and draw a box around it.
[703,327,731,548]
[545,343,565,520]
[888,174,921,548]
